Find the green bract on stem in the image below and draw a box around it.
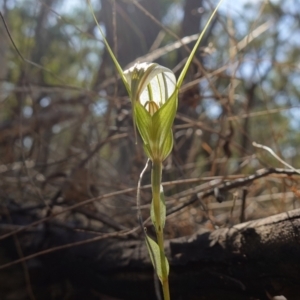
[88,0,224,299]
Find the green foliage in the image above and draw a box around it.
[145,234,169,281]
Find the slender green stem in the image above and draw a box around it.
[151,160,170,300]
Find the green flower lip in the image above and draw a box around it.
[124,62,176,114]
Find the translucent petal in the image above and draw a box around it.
[139,69,176,108]
[124,62,176,111]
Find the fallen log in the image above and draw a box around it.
[1,209,300,300]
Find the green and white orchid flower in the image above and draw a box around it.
[88,0,223,163]
[124,62,178,162]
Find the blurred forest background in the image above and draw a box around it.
[1,0,300,299]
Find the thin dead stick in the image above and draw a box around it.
[229,21,272,59]
[253,142,300,175]
[167,168,300,216]
[0,226,140,271]
[0,188,138,241]
[128,20,272,68]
